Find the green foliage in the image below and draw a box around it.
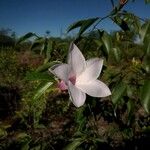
[67,17,99,37]
[140,80,150,113]
[112,81,127,105]
[0,1,150,149]
[25,71,53,81]
[145,0,150,4]
[16,32,37,44]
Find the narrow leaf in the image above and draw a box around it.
[34,82,53,100]
[145,0,150,4]
[78,17,99,36]
[112,82,127,105]
[112,16,130,31]
[67,18,99,36]
[25,71,53,81]
[63,138,84,150]
[67,20,84,33]
[141,80,150,113]
[31,37,44,50]
[36,61,61,72]
[112,47,122,62]
[16,32,37,44]
[139,21,150,42]
[101,31,112,59]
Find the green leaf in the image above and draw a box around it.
[63,138,84,150]
[127,99,134,125]
[94,39,103,48]
[31,38,44,51]
[25,71,53,81]
[78,18,99,36]
[112,82,127,105]
[143,55,150,73]
[16,32,37,44]
[67,20,84,32]
[112,47,122,62]
[44,40,54,63]
[139,21,150,42]
[31,42,42,51]
[0,128,7,139]
[101,31,112,59]
[67,18,99,37]
[112,16,130,31]
[36,61,61,72]
[140,80,150,113]
[34,81,53,100]
[146,41,150,55]
[145,0,150,4]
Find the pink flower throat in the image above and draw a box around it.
[69,75,76,85]
[57,76,76,91]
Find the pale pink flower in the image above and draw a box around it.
[49,43,111,107]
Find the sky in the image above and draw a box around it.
[0,0,149,37]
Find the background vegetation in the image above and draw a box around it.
[0,0,150,149]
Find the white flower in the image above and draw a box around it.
[49,43,111,107]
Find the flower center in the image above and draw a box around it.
[69,76,76,85]
[57,80,68,91]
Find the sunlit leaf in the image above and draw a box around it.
[112,82,127,105]
[140,80,150,113]
[34,82,53,100]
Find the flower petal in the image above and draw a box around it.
[76,80,111,97]
[76,58,103,83]
[68,81,86,107]
[67,43,86,76]
[49,64,69,82]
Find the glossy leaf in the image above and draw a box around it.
[140,80,150,113]
[112,82,127,105]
